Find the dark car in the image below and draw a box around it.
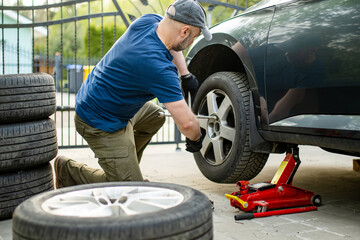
[186,0,360,183]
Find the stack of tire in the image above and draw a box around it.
[0,73,57,220]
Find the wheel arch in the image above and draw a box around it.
[186,37,263,126]
[187,42,247,87]
[187,38,285,154]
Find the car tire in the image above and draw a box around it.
[0,73,56,124]
[12,182,213,240]
[0,119,58,172]
[192,71,269,183]
[0,163,54,220]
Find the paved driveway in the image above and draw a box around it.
[1,144,359,240]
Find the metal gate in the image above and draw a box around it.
[0,0,248,148]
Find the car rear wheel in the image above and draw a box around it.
[12,182,213,240]
[192,72,269,183]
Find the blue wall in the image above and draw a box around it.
[0,12,33,74]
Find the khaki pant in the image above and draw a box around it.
[59,101,165,187]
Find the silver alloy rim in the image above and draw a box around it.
[42,186,184,217]
[198,89,236,166]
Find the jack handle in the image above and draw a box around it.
[235,206,317,220]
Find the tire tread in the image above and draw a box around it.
[0,163,54,220]
[194,71,268,183]
[0,73,56,123]
[0,119,58,172]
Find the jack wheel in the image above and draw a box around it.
[311,194,322,207]
[256,205,267,213]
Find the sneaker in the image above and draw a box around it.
[54,156,68,189]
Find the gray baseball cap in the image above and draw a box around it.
[166,0,212,41]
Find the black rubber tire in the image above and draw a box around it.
[13,182,213,240]
[0,73,56,123]
[0,119,58,172]
[0,163,54,220]
[311,194,322,207]
[192,72,269,183]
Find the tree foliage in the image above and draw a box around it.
[84,24,126,58]
[31,0,259,60]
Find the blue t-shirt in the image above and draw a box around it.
[76,14,183,132]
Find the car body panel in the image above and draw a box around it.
[186,0,360,154]
[187,6,275,119]
[263,0,360,131]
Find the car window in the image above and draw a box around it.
[244,0,294,13]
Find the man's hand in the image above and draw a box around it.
[181,73,199,106]
[185,133,203,153]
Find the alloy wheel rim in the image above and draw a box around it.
[42,186,184,217]
[197,89,236,166]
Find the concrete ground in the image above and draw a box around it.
[1,144,359,240]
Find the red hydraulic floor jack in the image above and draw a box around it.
[226,146,321,220]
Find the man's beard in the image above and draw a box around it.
[173,33,192,51]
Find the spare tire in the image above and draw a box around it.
[0,163,54,220]
[0,73,56,123]
[0,118,58,172]
[13,182,213,240]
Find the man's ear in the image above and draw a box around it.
[180,25,191,38]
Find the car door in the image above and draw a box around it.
[263,0,360,139]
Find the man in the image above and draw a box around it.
[54,0,212,188]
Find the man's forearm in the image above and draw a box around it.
[170,50,189,76]
[176,116,201,141]
[163,99,201,141]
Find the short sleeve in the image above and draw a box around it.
[149,66,184,103]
